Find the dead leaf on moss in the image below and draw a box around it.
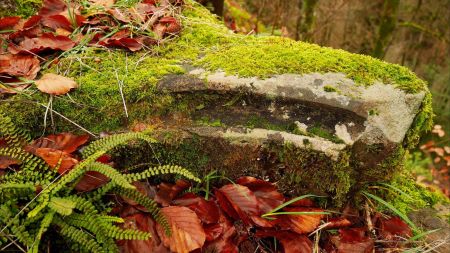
[0,54,40,80]
[35,73,77,95]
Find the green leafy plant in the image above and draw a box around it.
[0,113,200,252]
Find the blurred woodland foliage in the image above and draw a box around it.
[199,0,450,135]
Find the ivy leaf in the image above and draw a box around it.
[157,206,206,253]
[35,73,78,95]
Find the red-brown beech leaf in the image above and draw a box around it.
[98,37,143,52]
[153,16,181,39]
[202,212,238,253]
[215,184,260,225]
[38,0,67,17]
[0,156,19,169]
[378,216,412,241]
[25,132,89,154]
[74,171,109,192]
[329,228,374,253]
[9,33,75,54]
[256,230,313,253]
[34,148,78,174]
[323,217,352,230]
[281,207,324,234]
[42,15,73,31]
[155,180,190,206]
[0,17,21,30]
[203,223,223,242]
[172,193,220,224]
[236,176,284,213]
[118,213,169,253]
[157,206,206,253]
[35,73,78,95]
[0,54,40,80]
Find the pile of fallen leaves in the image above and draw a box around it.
[0,0,182,95]
[112,177,415,252]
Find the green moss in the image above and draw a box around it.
[323,85,337,92]
[1,48,183,135]
[380,171,448,214]
[0,0,42,18]
[308,125,344,144]
[281,145,353,205]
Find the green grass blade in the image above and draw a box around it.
[362,191,418,231]
[264,194,327,215]
[408,228,441,241]
[262,211,330,217]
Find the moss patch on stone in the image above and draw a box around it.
[378,171,449,215]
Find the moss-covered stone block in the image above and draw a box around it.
[0,0,433,204]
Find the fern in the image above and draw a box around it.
[0,182,35,201]
[0,113,200,252]
[125,164,201,183]
[53,217,107,253]
[65,195,98,215]
[85,162,135,189]
[0,112,30,147]
[30,211,55,253]
[81,132,156,158]
[48,197,76,216]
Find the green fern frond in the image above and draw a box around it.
[97,215,124,223]
[87,182,116,202]
[28,194,50,218]
[105,224,151,240]
[85,162,135,189]
[0,112,31,147]
[113,187,170,235]
[81,132,156,159]
[125,164,201,183]
[30,211,55,253]
[65,195,98,215]
[64,213,114,248]
[48,197,76,216]
[0,147,48,172]
[53,217,107,253]
[0,182,35,201]
[46,151,105,195]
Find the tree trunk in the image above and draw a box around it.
[372,0,400,59]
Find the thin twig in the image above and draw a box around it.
[36,103,98,137]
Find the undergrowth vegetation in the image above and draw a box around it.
[0,113,200,252]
